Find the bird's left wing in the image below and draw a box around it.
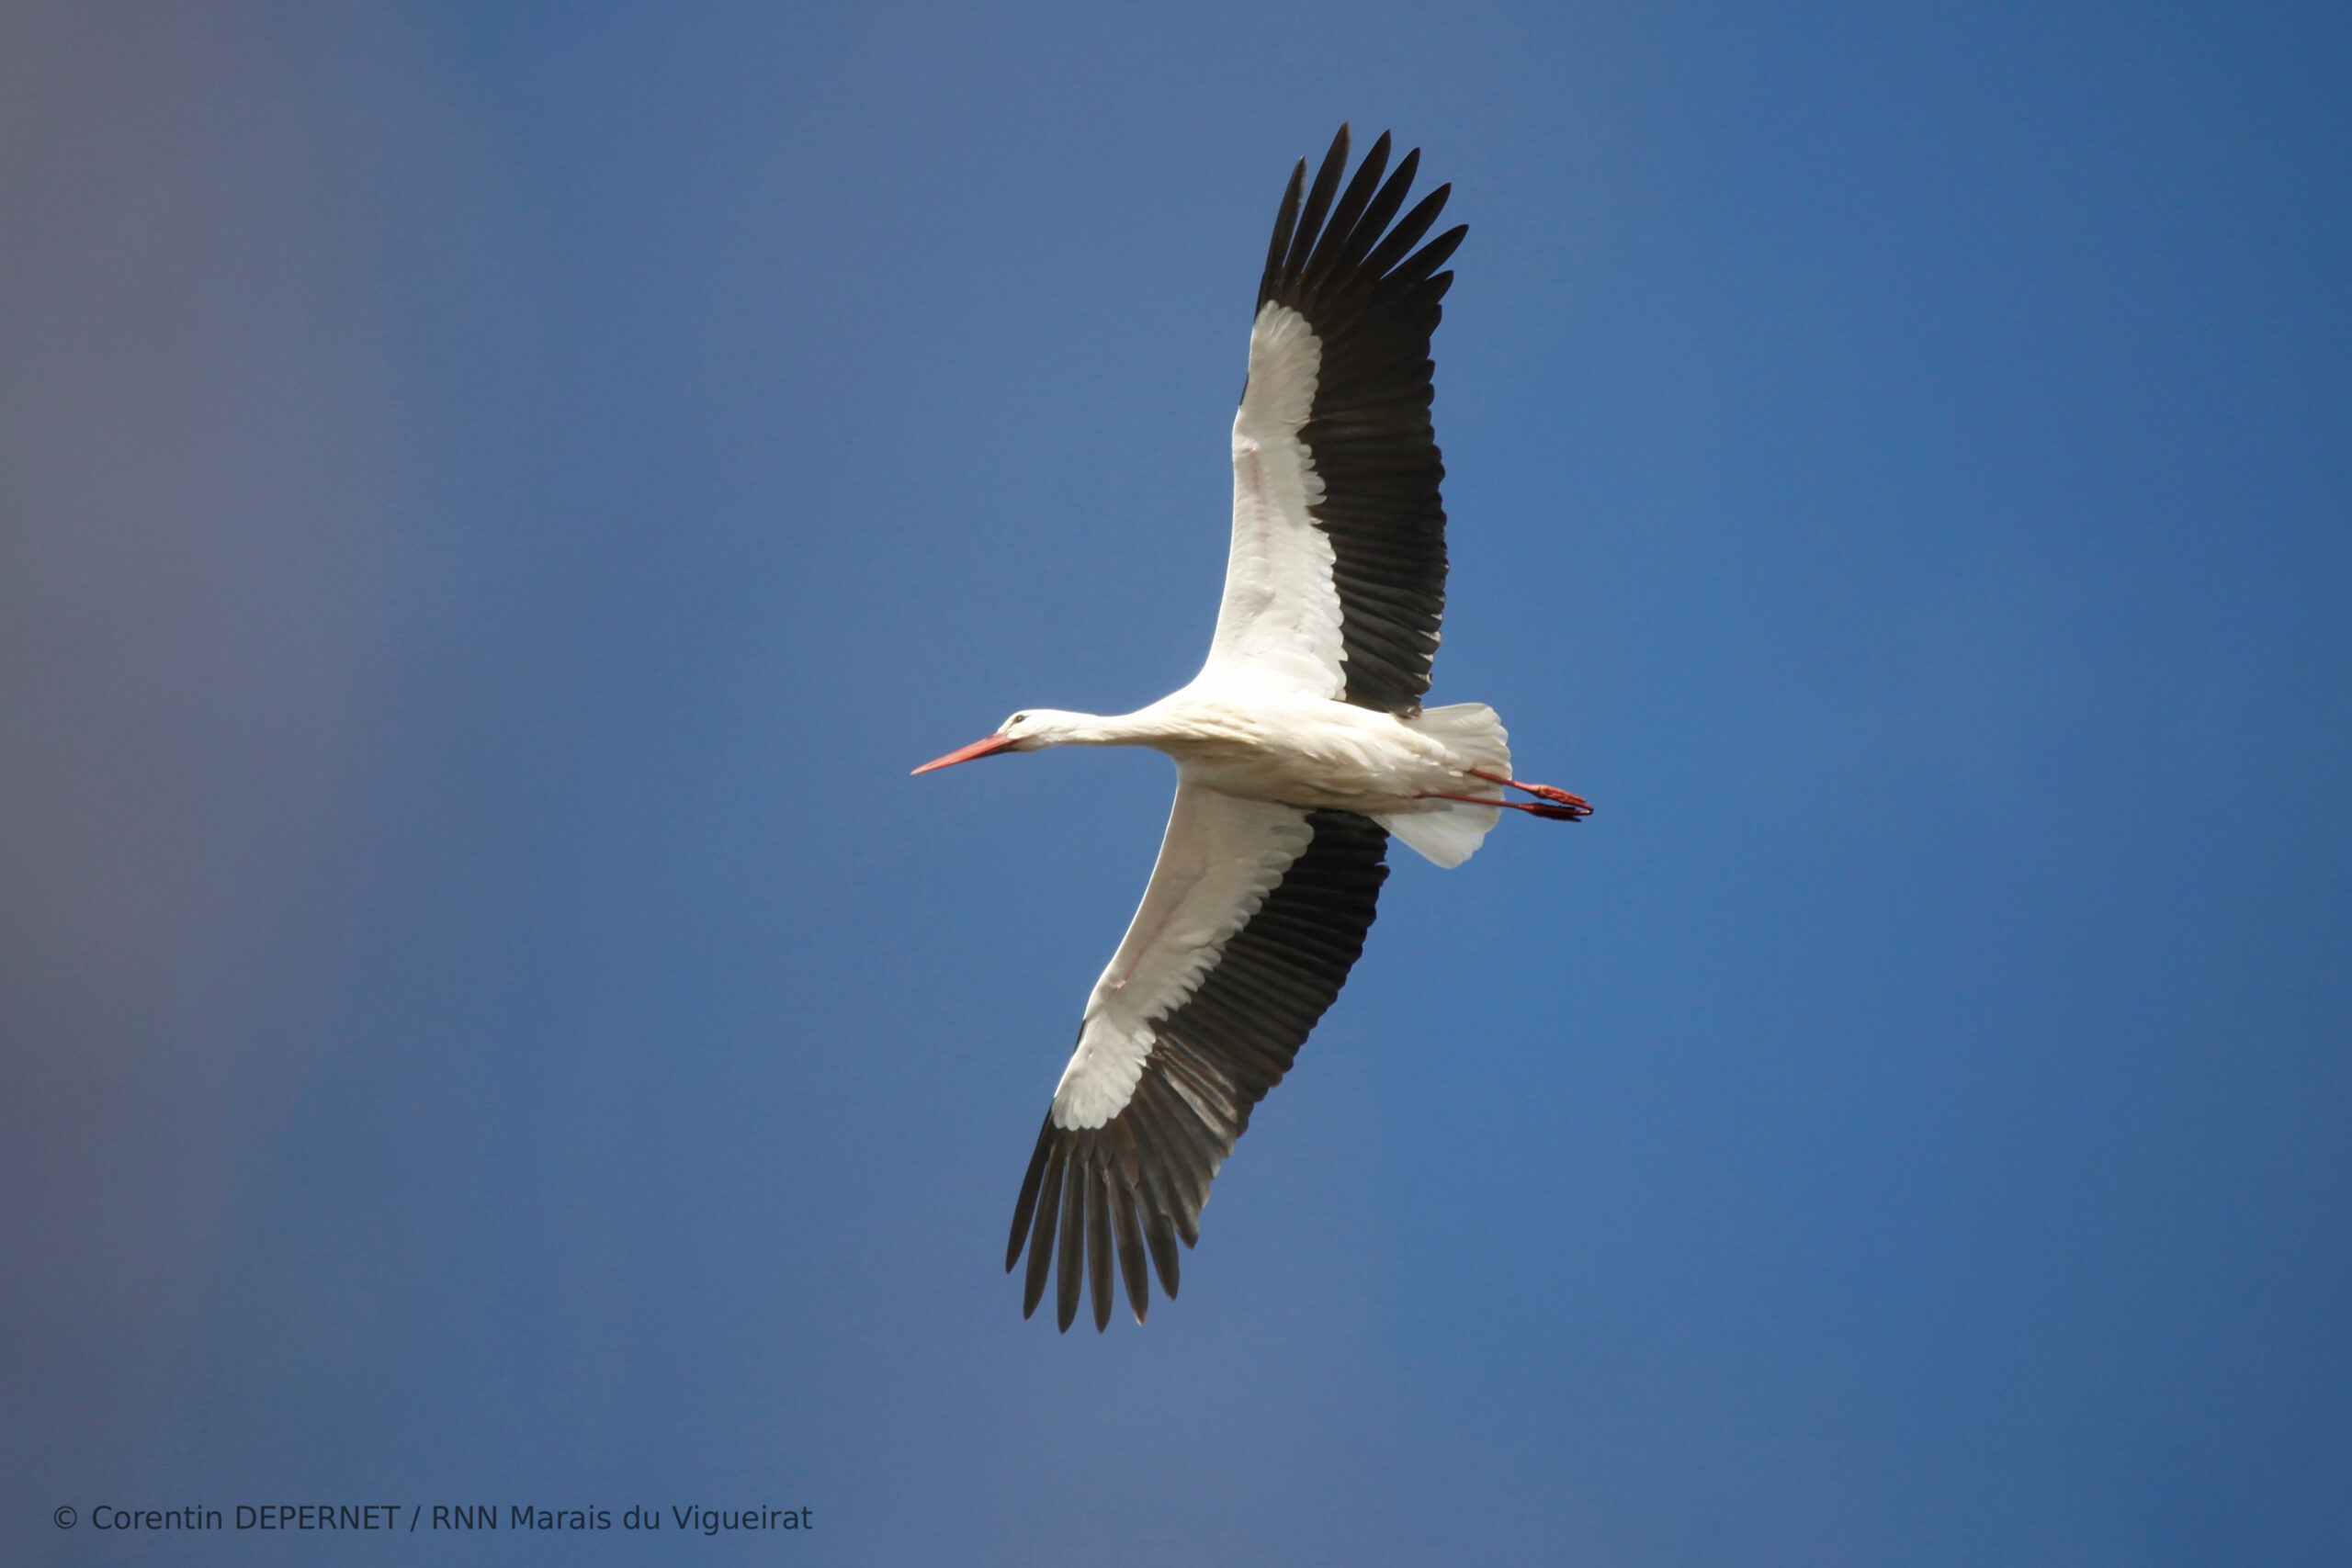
[1203,125,1466,714]
[1008,784,1390,1331]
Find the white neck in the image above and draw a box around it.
[1022,706,1165,750]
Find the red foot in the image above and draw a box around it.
[1466,770,1594,820]
[1419,790,1593,821]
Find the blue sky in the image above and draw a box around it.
[6,3,2347,1563]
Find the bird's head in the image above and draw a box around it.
[911,709,1080,774]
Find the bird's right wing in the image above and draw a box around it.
[1008,784,1390,1331]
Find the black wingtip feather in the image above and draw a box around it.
[1360,183,1452,280]
[1055,1152,1085,1333]
[1087,1165,1114,1332]
[1146,1211,1181,1297]
[1006,1117,1054,1271]
[1397,222,1468,285]
[1022,1147,1063,1318]
[1113,1183,1150,1323]
[1258,158,1306,309]
[1283,124,1351,279]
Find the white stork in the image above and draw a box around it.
[916,126,1591,1332]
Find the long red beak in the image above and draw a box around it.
[911,733,1021,774]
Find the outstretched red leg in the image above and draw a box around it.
[1457,770,1594,820]
[1419,789,1593,822]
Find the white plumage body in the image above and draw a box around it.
[1007,691,1509,842]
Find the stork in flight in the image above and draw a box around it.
[916,126,1590,1332]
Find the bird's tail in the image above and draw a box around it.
[1374,703,1510,868]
